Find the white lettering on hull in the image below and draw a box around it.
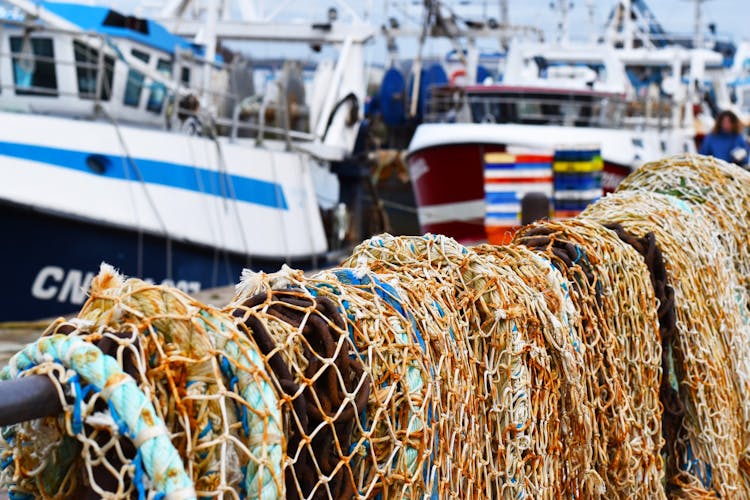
[30,266,202,305]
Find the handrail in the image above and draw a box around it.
[215,115,316,142]
[0,20,324,145]
[424,91,678,131]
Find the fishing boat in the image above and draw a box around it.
[0,0,372,320]
[406,0,724,242]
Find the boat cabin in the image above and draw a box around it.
[0,2,211,127]
[423,41,721,132]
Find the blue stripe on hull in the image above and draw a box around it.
[0,141,288,209]
[485,211,519,219]
[0,203,300,321]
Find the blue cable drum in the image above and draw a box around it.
[380,66,406,127]
[408,63,448,120]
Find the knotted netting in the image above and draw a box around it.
[229,265,437,499]
[343,234,592,497]
[583,191,750,496]
[513,218,665,497]
[618,154,750,295]
[1,264,284,499]
[3,153,750,498]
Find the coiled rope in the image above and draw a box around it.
[2,264,284,499]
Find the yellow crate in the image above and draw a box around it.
[552,158,604,173]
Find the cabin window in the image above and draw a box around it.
[73,41,114,101]
[10,37,58,97]
[146,58,172,113]
[180,67,190,85]
[123,49,149,107]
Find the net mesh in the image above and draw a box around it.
[1,265,284,499]
[1,153,750,498]
[583,189,750,496]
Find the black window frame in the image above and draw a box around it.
[10,36,58,97]
[72,40,115,101]
[123,48,150,108]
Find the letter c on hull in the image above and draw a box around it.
[31,266,64,300]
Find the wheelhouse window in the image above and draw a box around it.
[10,37,58,97]
[123,49,149,107]
[73,41,114,101]
[146,58,172,113]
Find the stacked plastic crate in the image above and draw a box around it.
[484,151,553,244]
[552,147,603,219]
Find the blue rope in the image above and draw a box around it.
[196,310,283,500]
[1,335,196,500]
[327,269,434,488]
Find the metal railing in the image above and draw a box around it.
[424,91,678,131]
[0,19,317,145]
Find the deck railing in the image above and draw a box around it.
[424,88,679,131]
[0,19,312,146]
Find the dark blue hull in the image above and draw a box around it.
[1,202,311,322]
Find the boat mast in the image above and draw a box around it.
[499,0,509,48]
[622,0,633,49]
[690,0,710,49]
[553,0,572,45]
[585,0,598,45]
[201,0,218,108]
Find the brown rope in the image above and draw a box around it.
[230,289,370,499]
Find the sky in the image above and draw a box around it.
[212,0,750,62]
[506,0,747,42]
[377,0,749,60]
[102,0,750,61]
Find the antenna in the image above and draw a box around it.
[499,0,509,25]
[499,0,509,46]
[622,0,633,49]
[585,0,596,44]
[550,0,573,45]
[683,0,713,49]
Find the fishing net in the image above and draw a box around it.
[227,280,370,499]
[513,218,664,497]
[3,153,750,499]
[617,153,750,294]
[343,234,592,497]
[229,265,436,498]
[0,264,284,499]
[582,191,750,497]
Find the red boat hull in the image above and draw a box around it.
[408,143,631,243]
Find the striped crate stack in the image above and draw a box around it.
[484,151,553,245]
[553,148,604,219]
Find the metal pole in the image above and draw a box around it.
[555,0,570,45]
[0,375,62,426]
[623,0,633,50]
[694,0,704,49]
[201,0,218,107]
[94,35,105,108]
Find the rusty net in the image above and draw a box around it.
[618,153,750,295]
[583,190,750,496]
[343,233,591,497]
[513,218,665,497]
[228,265,437,499]
[2,153,750,499]
[0,264,284,499]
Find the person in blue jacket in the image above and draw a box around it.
[699,110,750,166]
